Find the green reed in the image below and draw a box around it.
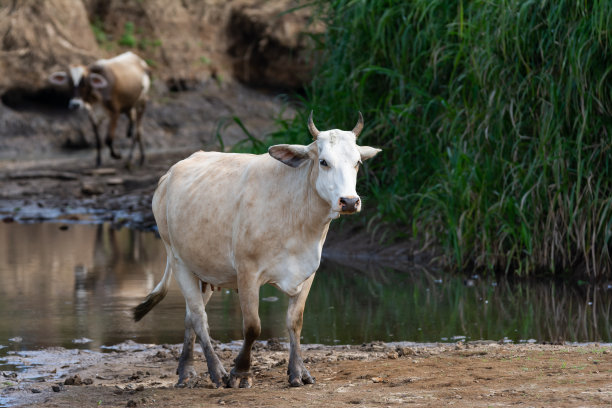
[254,0,612,278]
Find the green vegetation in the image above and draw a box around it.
[256,0,612,278]
[119,21,137,47]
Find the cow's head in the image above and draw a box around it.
[48,65,108,110]
[269,112,381,217]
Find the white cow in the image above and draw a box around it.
[133,112,380,388]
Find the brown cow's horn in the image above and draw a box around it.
[308,110,319,140]
[352,111,364,137]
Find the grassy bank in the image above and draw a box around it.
[242,0,612,279]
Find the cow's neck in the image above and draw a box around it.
[302,160,334,243]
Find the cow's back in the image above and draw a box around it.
[93,52,149,110]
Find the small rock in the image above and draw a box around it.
[64,374,83,386]
[126,400,138,407]
[371,377,384,383]
[83,378,94,385]
[30,388,42,393]
[8,336,23,343]
[135,384,145,392]
[88,168,117,176]
[397,347,416,357]
[81,182,104,196]
[51,385,65,392]
[106,177,124,186]
[272,358,287,367]
[387,351,399,359]
[72,337,93,344]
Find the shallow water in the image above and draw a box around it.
[0,222,610,354]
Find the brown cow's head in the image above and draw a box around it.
[48,65,108,110]
[269,112,381,217]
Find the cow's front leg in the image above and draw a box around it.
[228,277,261,388]
[85,106,103,167]
[105,110,122,159]
[286,273,315,387]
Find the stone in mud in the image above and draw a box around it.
[64,374,83,385]
[81,182,104,196]
[51,384,65,392]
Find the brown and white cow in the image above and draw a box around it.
[48,51,150,166]
[133,112,381,388]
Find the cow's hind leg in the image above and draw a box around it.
[176,309,197,386]
[176,282,214,386]
[286,273,316,387]
[127,104,145,166]
[135,101,146,165]
[173,265,228,387]
[228,275,260,388]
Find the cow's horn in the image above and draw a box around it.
[308,110,319,140]
[352,111,364,137]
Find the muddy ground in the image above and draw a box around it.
[1,340,611,407]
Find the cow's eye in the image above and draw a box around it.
[319,159,329,167]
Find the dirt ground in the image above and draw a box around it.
[1,341,611,407]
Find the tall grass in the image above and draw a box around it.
[260,0,612,279]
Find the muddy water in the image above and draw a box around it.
[0,223,610,354]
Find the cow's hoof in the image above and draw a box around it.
[176,365,197,387]
[209,370,229,389]
[288,366,315,387]
[226,369,253,388]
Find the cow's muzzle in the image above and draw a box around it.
[339,196,360,214]
[68,98,84,110]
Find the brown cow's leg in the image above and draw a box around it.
[106,110,122,160]
[86,107,103,167]
[136,101,146,165]
[173,264,228,387]
[176,284,214,386]
[228,277,260,388]
[126,108,137,165]
[286,273,316,386]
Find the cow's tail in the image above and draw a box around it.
[133,257,172,322]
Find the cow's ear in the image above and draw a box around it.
[269,144,311,168]
[89,72,108,89]
[357,145,381,161]
[48,71,68,86]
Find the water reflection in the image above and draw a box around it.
[0,222,609,352]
